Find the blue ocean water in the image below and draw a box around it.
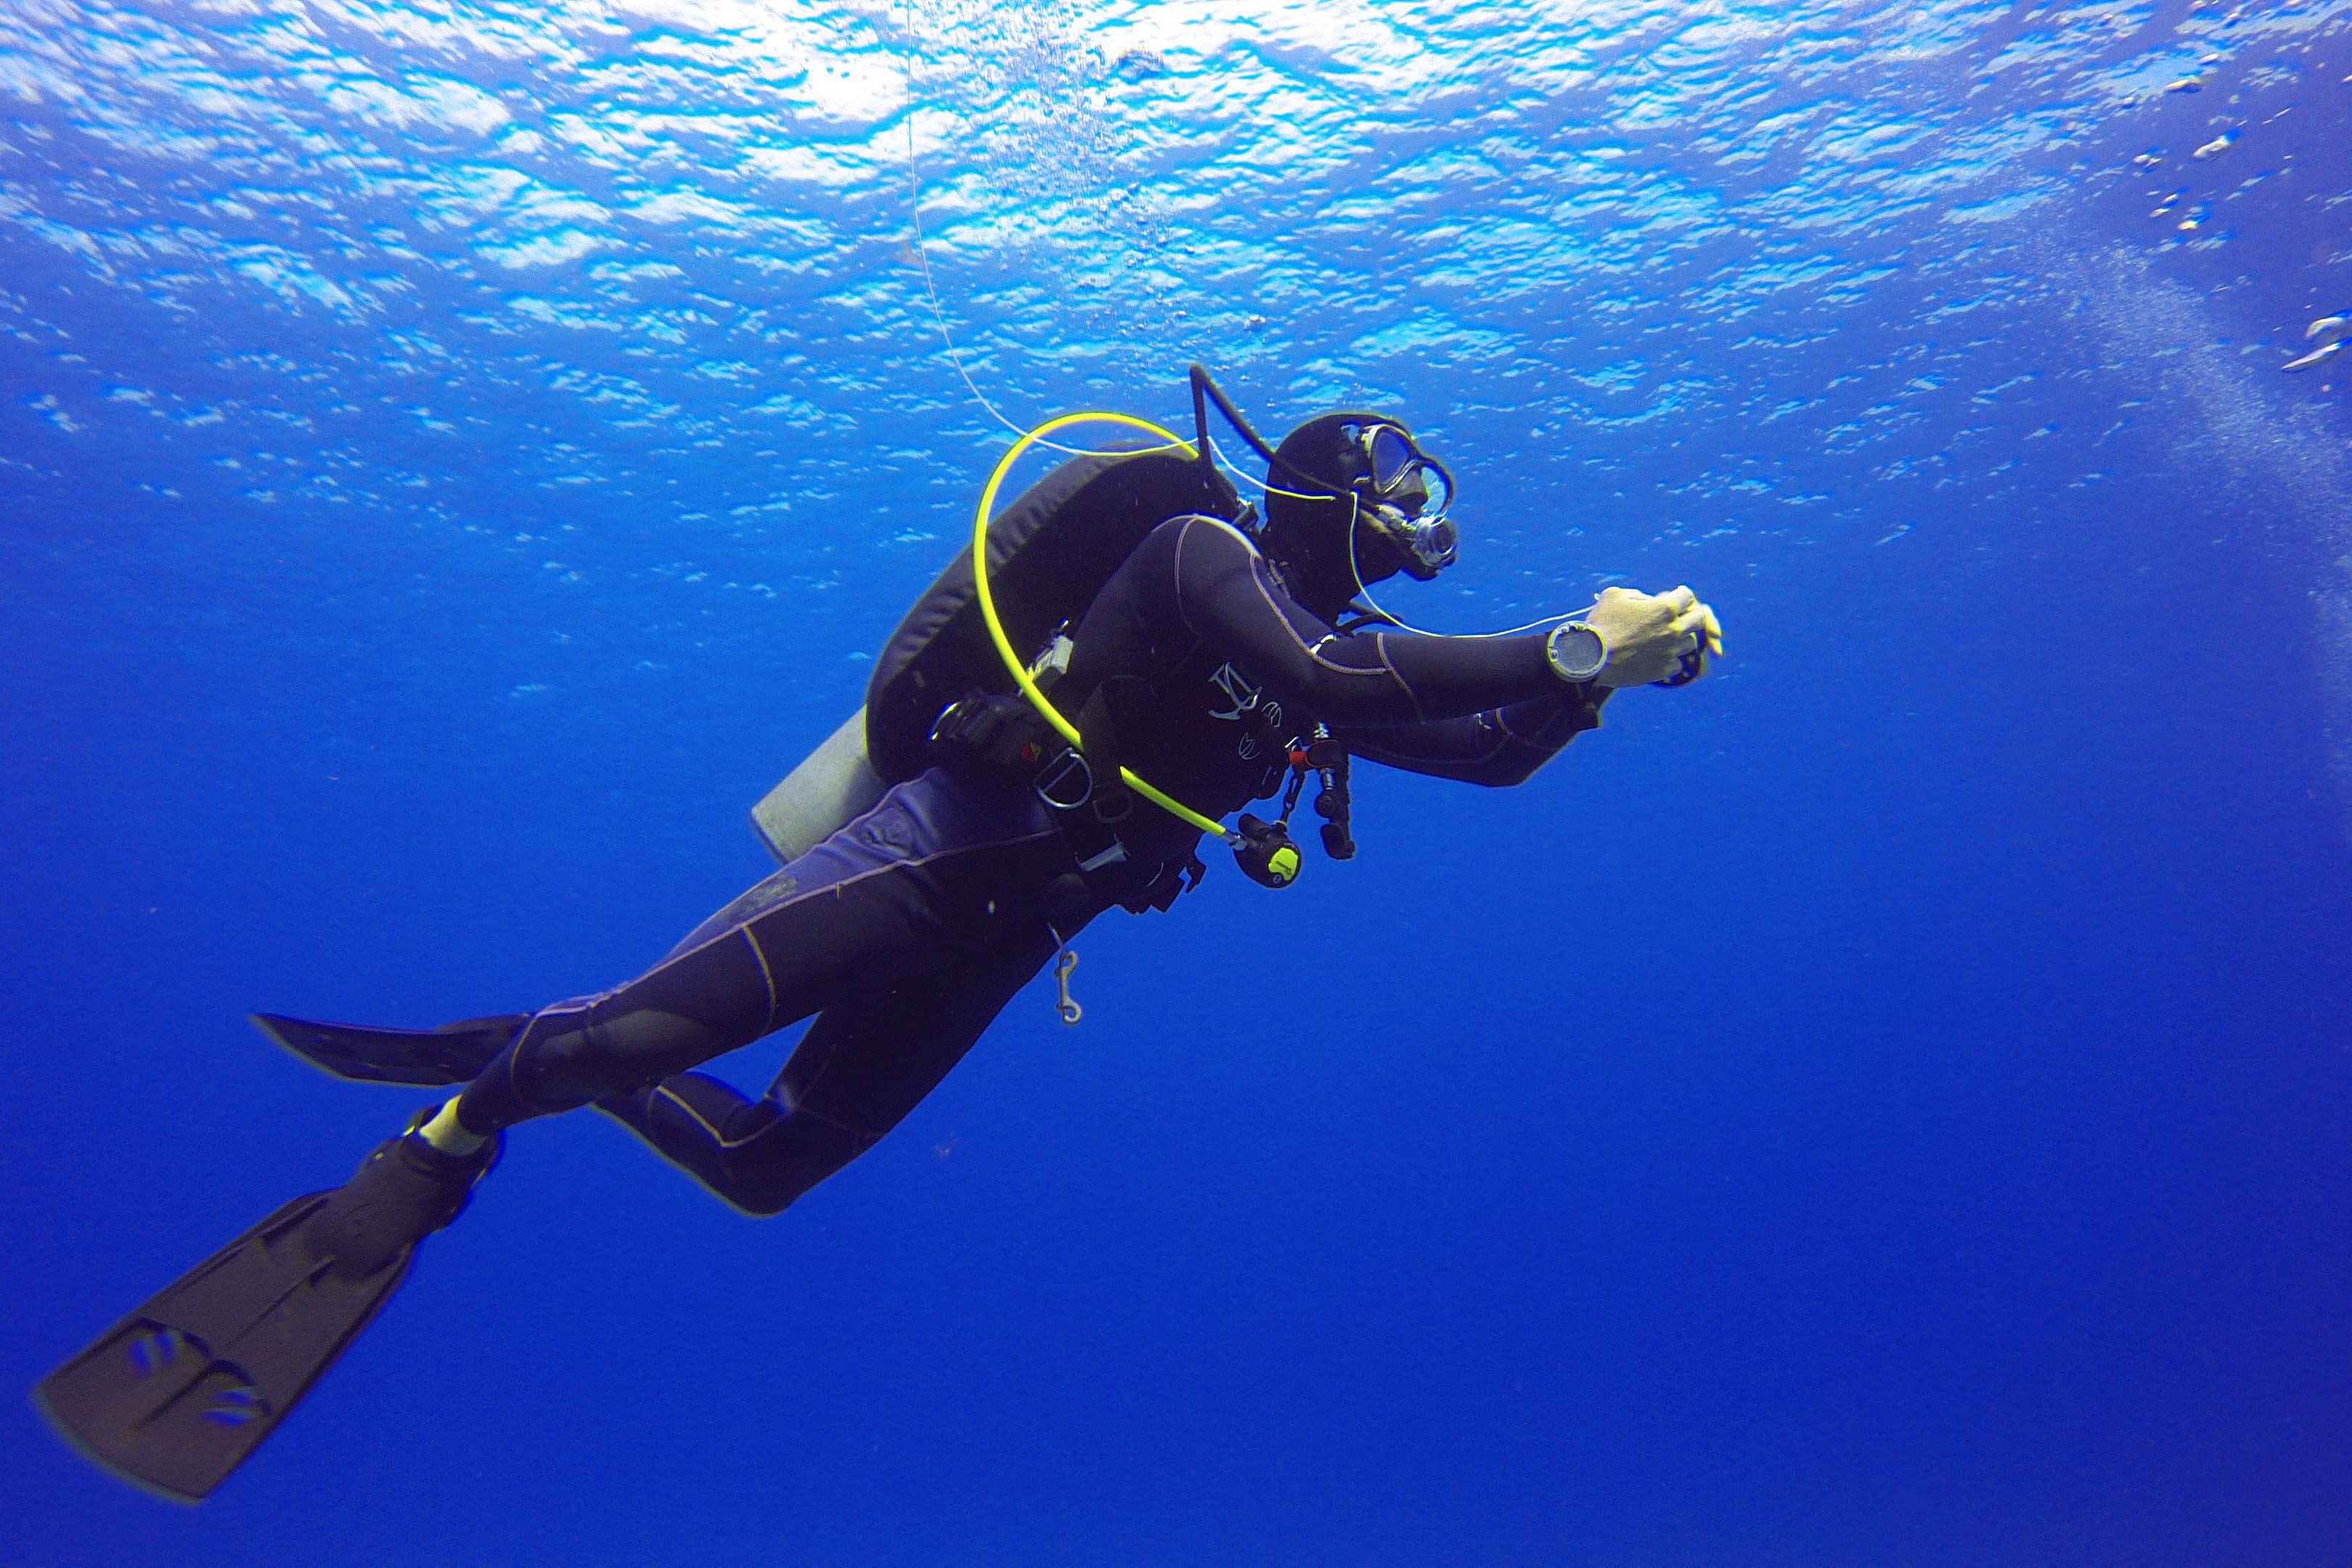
[5,0,2351,1561]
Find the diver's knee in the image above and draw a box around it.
[721,1135,867,1217]
[723,1173,802,1218]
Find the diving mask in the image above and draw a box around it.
[1355,422,1458,576]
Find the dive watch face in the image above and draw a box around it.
[1548,621,1606,682]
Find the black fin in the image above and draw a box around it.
[253,1012,526,1087]
[36,1124,499,1501]
[34,1193,404,1501]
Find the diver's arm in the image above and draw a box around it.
[1171,516,1562,723]
[1335,688,1609,787]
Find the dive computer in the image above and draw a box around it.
[1545,620,1608,685]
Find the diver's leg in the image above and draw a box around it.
[446,769,1074,1140]
[656,859,810,963]
[596,917,1085,1214]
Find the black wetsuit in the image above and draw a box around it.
[454,509,1607,1214]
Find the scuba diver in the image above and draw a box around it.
[36,366,1723,1502]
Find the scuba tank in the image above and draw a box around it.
[747,707,886,865]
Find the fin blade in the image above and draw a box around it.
[253,1012,523,1087]
[35,1194,417,1502]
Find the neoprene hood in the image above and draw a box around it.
[1258,412,1417,616]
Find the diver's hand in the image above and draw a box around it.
[1585,584,1723,687]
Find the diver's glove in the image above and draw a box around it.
[1582,584,1723,688]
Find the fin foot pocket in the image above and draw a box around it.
[301,1119,502,1281]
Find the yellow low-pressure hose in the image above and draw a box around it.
[968,413,1232,841]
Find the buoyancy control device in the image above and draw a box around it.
[748,441,1243,865]
[864,444,1245,785]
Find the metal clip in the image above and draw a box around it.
[1053,946,1082,1026]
